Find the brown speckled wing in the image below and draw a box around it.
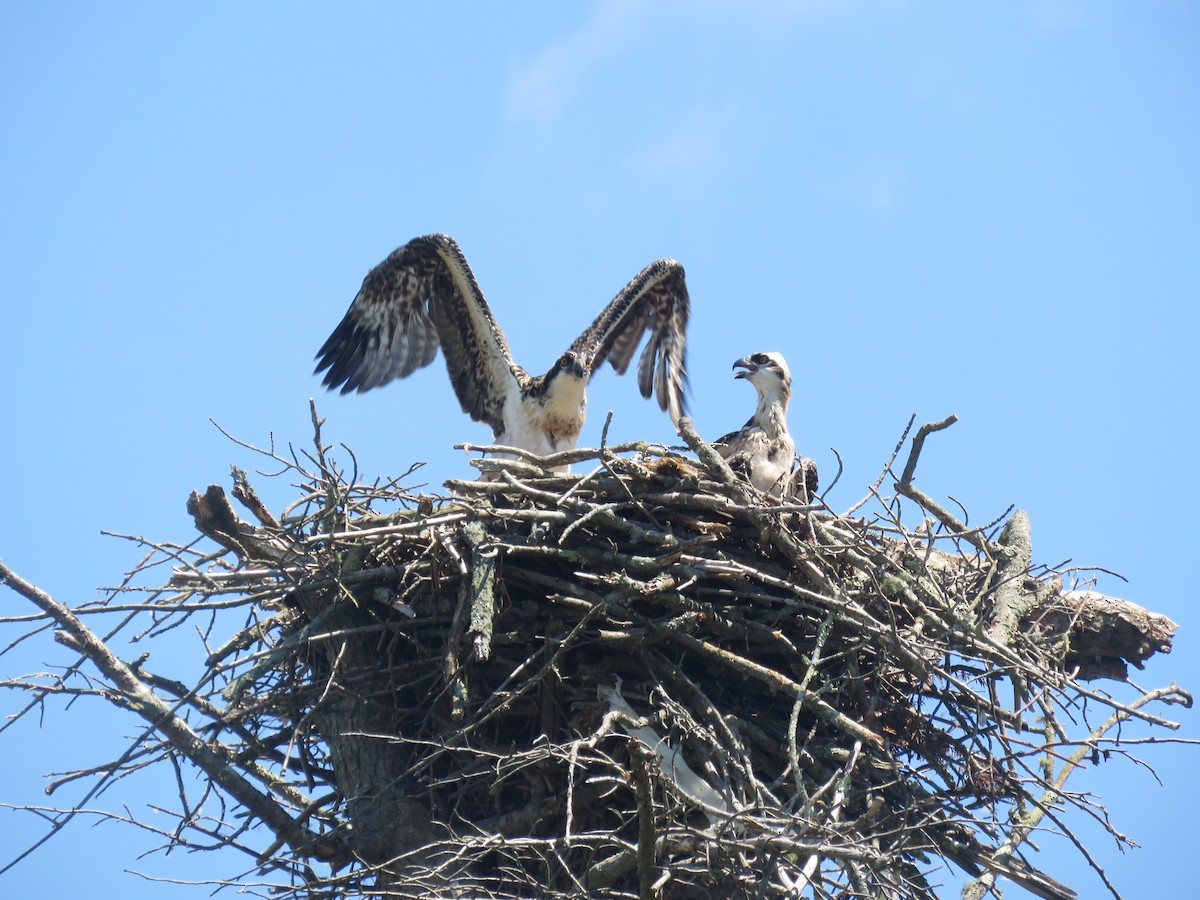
[314,234,527,437]
[570,258,690,427]
[790,457,819,503]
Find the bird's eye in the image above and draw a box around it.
[559,353,572,367]
[752,353,769,364]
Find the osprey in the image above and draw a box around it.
[314,234,690,468]
[712,351,818,501]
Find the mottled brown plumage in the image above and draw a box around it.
[314,234,690,460]
[713,351,817,501]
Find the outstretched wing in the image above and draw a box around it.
[569,258,690,427]
[314,234,528,436]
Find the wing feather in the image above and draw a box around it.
[570,258,690,427]
[711,423,753,465]
[711,424,767,488]
[314,234,527,436]
[789,457,819,504]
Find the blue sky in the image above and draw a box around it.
[2,2,1197,897]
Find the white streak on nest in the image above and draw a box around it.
[598,682,736,824]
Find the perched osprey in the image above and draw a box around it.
[314,234,690,467]
[712,351,818,501]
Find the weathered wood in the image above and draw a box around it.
[2,415,1187,899]
[1033,588,1180,681]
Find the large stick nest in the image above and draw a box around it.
[32,411,1182,899]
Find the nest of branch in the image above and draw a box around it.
[153,411,1189,900]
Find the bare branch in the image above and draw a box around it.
[0,411,1185,899]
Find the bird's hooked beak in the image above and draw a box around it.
[733,357,756,380]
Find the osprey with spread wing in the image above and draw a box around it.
[314,234,690,465]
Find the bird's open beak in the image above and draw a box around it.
[733,357,756,380]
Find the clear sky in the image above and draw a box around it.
[2,2,1197,897]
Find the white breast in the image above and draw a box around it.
[494,376,588,472]
[749,435,795,494]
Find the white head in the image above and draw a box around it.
[540,350,589,414]
[733,351,791,405]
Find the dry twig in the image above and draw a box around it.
[0,412,1188,899]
